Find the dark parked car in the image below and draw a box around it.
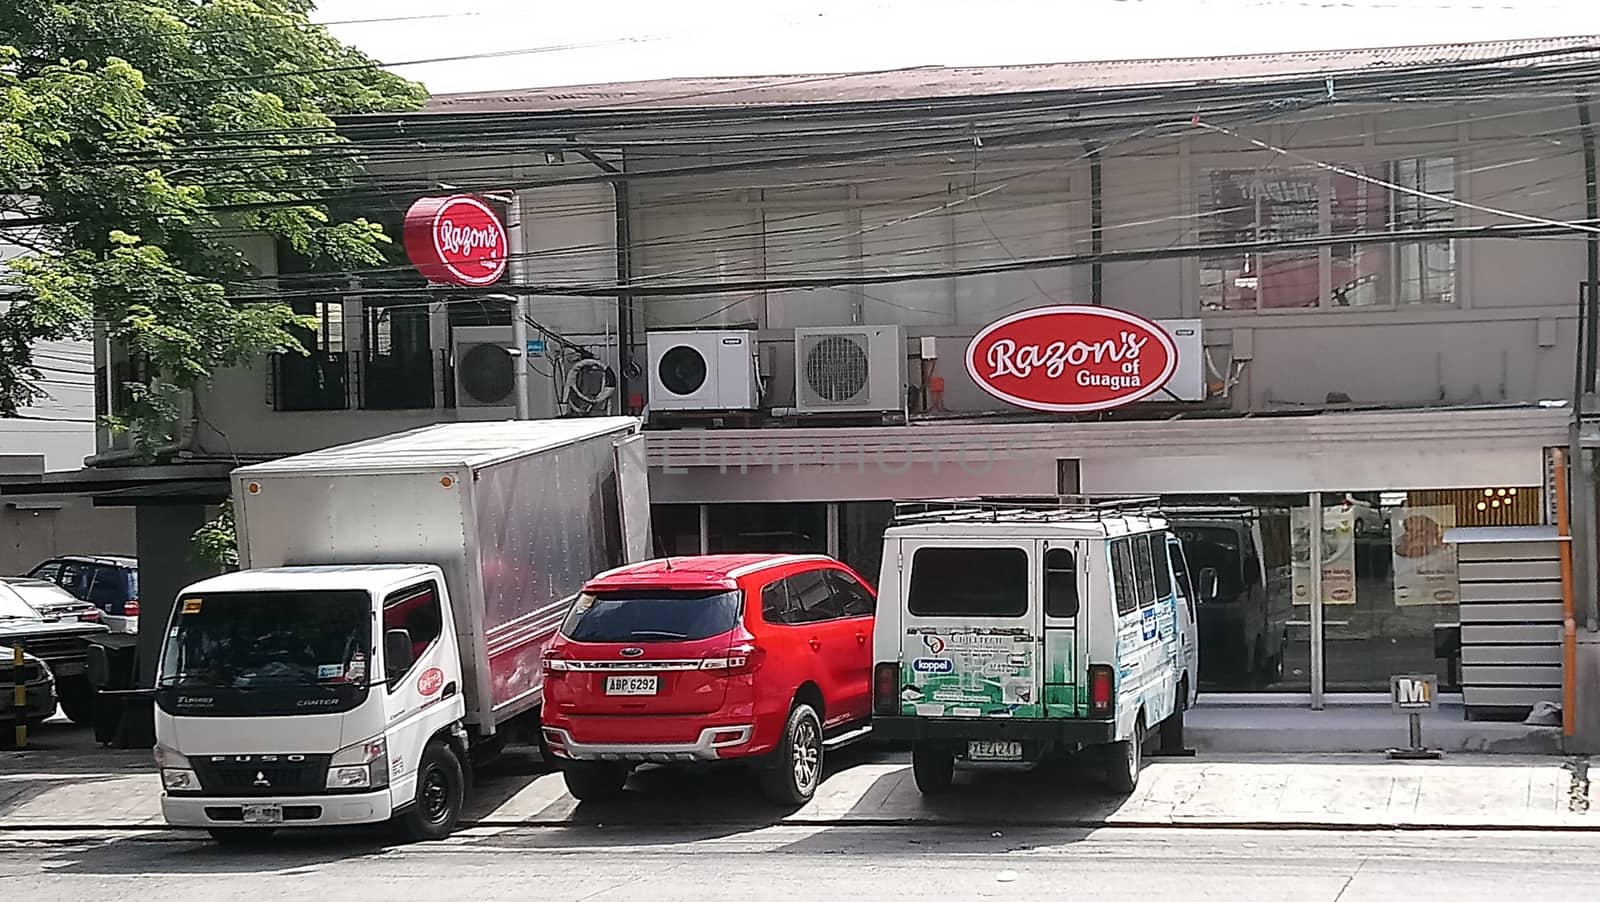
[0,583,110,724]
[0,644,59,737]
[28,555,138,634]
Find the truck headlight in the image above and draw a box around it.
[327,736,389,790]
[161,768,200,793]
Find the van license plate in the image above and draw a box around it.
[241,804,283,825]
[605,675,658,696]
[967,740,1022,762]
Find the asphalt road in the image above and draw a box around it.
[2,826,1596,900]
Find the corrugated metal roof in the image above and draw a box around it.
[427,36,1600,115]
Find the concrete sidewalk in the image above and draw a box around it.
[3,750,1591,832]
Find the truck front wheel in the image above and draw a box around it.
[399,739,465,841]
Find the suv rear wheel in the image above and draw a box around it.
[759,703,823,806]
[562,761,629,802]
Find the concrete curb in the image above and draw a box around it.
[5,817,1599,834]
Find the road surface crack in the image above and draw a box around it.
[1564,757,1590,815]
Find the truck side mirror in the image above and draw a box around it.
[384,628,415,680]
[1198,568,1220,602]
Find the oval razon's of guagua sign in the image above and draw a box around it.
[402,195,508,287]
[416,666,445,697]
[965,306,1179,413]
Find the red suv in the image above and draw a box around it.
[541,554,877,805]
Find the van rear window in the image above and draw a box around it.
[561,590,743,643]
[907,547,1028,617]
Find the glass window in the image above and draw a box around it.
[1201,158,1457,312]
[1043,547,1079,619]
[783,569,844,624]
[841,501,895,590]
[761,579,792,624]
[29,562,62,583]
[651,504,702,557]
[1133,535,1158,609]
[707,503,827,556]
[562,589,743,642]
[87,567,129,608]
[908,546,1028,617]
[827,570,876,618]
[1170,539,1194,598]
[159,590,371,690]
[1153,535,1172,598]
[57,562,92,601]
[382,582,443,678]
[1111,540,1138,616]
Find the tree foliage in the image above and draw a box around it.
[0,1,425,444]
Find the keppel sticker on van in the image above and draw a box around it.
[900,629,1042,718]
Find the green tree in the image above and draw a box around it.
[0,1,425,448]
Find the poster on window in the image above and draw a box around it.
[1391,505,1459,607]
[1291,506,1358,605]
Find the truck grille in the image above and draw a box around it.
[191,755,332,796]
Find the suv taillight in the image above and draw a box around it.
[541,649,569,676]
[124,598,139,617]
[702,643,765,674]
[873,662,901,716]
[1088,664,1114,717]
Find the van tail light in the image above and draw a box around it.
[1088,664,1114,717]
[124,598,140,618]
[702,643,765,675]
[873,662,901,716]
[541,649,569,677]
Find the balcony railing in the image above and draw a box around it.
[358,350,435,410]
[269,351,349,412]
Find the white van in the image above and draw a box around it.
[870,500,1198,794]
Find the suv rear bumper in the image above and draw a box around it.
[872,716,1117,745]
[543,724,756,763]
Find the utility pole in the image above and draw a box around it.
[506,191,531,420]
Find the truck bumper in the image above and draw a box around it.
[872,716,1118,745]
[162,789,393,829]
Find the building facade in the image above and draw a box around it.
[7,38,1598,732]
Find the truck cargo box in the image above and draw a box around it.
[230,418,649,734]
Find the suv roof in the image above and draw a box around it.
[41,555,137,568]
[586,554,833,592]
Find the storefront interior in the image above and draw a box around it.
[650,485,1546,708]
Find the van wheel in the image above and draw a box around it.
[1105,716,1144,793]
[911,741,954,795]
[760,703,823,806]
[398,740,465,841]
[1158,695,1186,753]
[562,761,629,802]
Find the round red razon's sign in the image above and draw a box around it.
[403,195,508,287]
[416,666,445,697]
[965,306,1178,413]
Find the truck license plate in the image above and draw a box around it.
[241,804,283,825]
[967,740,1023,762]
[605,675,658,696]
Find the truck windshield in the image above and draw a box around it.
[561,590,742,643]
[155,590,373,717]
[1174,526,1246,599]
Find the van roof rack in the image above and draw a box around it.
[891,495,1166,526]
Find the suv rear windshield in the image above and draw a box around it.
[561,590,743,643]
[908,547,1028,617]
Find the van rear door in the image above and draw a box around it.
[897,539,1042,719]
[1040,538,1089,717]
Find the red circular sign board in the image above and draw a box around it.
[966,306,1178,413]
[403,195,508,287]
[416,666,445,697]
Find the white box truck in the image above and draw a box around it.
[152,419,651,843]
